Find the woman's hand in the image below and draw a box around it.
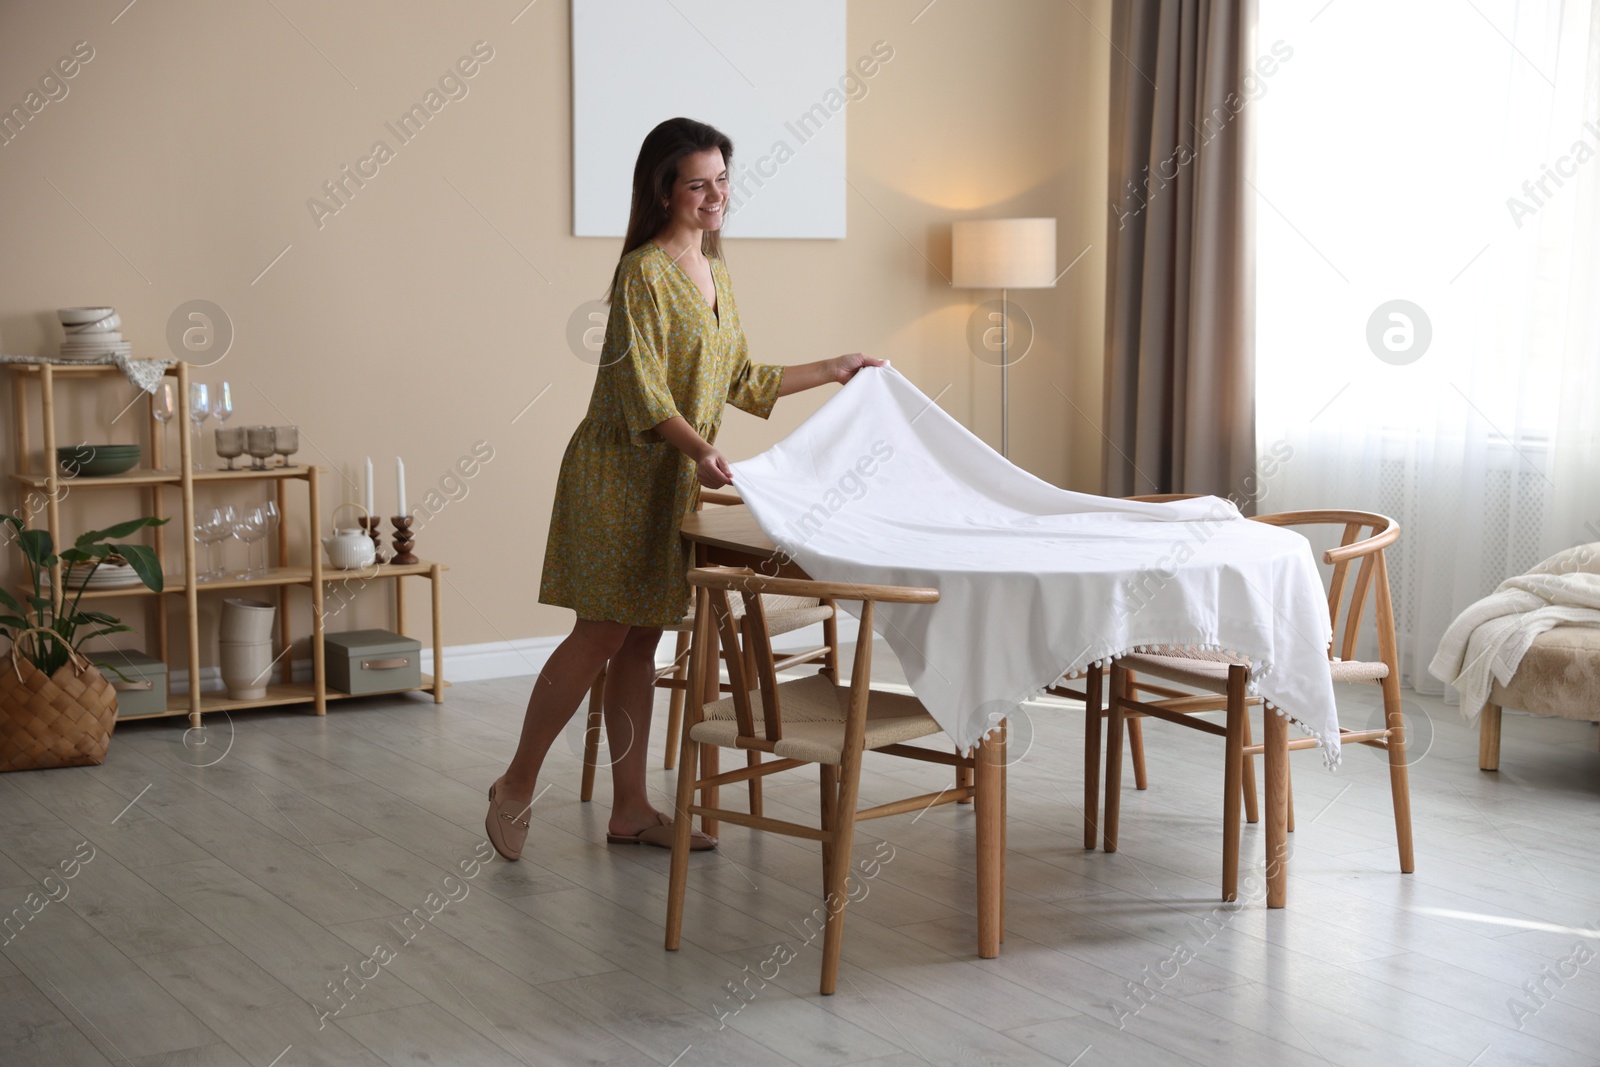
[694,446,735,489]
[832,353,887,384]
[654,415,733,487]
[775,353,889,397]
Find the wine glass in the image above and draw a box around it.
[213,381,234,429]
[233,506,266,579]
[214,428,245,471]
[220,505,239,577]
[189,383,211,471]
[245,426,275,471]
[272,426,299,468]
[262,500,280,574]
[152,381,177,472]
[195,508,230,580]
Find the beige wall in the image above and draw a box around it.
[0,0,1109,659]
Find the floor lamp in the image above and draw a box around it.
[952,218,1057,459]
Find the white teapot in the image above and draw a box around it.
[323,503,377,570]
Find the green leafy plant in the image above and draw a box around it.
[0,515,169,675]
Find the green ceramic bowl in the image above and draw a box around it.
[58,444,141,477]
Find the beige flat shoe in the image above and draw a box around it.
[486,776,531,861]
[607,811,717,851]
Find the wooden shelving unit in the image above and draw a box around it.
[6,359,447,728]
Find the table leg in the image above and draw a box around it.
[1103,666,1127,853]
[1082,669,1102,849]
[999,718,1007,941]
[1264,706,1289,907]
[974,724,1005,959]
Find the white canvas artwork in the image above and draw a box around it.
[572,0,848,239]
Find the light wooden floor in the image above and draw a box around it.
[3,639,1598,1067]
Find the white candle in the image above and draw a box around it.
[396,457,407,516]
[365,457,374,515]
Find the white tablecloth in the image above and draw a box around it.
[730,367,1342,766]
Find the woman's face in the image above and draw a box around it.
[663,148,728,236]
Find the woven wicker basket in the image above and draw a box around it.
[0,627,117,772]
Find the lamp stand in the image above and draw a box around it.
[1001,288,1010,459]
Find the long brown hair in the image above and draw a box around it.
[605,117,734,303]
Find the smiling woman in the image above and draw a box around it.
[482,117,882,863]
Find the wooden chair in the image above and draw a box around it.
[1101,510,1415,907]
[664,566,1006,994]
[579,490,838,816]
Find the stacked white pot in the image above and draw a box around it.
[219,598,275,700]
[58,306,133,360]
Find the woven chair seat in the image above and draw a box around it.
[689,673,942,765]
[1119,648,1247,682]
[1121,649,1386,684]
[666,596,832,638]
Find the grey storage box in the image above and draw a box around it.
[92,649,168,718]
[323,629,422,696]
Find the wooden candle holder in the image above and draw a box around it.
[358,516,385,564]
[389,516,418,565]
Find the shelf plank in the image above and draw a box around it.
[150,674,448,716]
[10,466,324,489]
[318,559,448,580]
[30,559,447,600]
[3,362,151,376]
[36,565,314,599]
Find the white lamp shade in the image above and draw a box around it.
[951,218,1058,289]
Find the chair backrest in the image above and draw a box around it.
[1251,511,1401,669]
[1120,495,1401,669]
[686,566,938,750]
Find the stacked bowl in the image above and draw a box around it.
[57,443,141,476]
[58,306,132,360]
[219,598,276,700]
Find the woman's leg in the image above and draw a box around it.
[499,618,630,808]
[602,624,666,837]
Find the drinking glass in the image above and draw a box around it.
[195,508,230,580]
[272,426,299,468]
[220,506,239,577]
[213,381,235,428]
[214,428,245,470]
[233,506,267,579]
[152,381,177,472]
[262,500,280,572]
[245,426,275,471]
[189,383,211,471]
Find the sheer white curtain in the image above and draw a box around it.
[1254,0,1600,697]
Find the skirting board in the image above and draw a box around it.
[164,615,1086,714]
[164,617,861,694]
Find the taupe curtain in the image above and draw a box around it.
[1102,0,1256,500]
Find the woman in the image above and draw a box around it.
[487,117,882,860]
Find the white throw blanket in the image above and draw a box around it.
[1429,567,1600,723]
[729,367,1343,766]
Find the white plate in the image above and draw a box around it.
[58,344,132,361]
[46,569,145,590]
[58,306,115,325]
[64,314,122,333]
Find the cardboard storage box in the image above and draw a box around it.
[92,649,168,717]
[323,629,422,695]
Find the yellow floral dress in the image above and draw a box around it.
[540,242,786,626]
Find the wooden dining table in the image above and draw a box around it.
[679,503,1008,958]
